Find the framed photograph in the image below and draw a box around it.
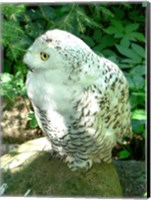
[0,1,148,198]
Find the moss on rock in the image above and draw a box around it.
[1,137,122,197]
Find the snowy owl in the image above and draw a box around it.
[23,29,132,171]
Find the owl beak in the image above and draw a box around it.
[23,55,33,72]
[27,65,33,72]
[24,62,33,72]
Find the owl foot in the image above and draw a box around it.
[45,150,65,161]
[66,156,93,171]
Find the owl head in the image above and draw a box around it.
[23,29,92,73]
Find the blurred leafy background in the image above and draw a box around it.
[0,3,146,160]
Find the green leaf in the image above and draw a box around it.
[125,23,139,33]
[131,43,145,58]
[28,112,38,128]
[120,36,130,47]
[93,30,103,43]
[132,119,145,134]
[130,92,145,109]
[132,109,146,120]
[132,92,145,98]
[111,19,124,32]
[116,45,133,58]
[81,35,95,47]
[130,65,145,76]
[118,150,130,159]
[119,63,132,69]
[29,119,38,129]
[124,75,135,89]
[103,26,117,35]
[114,32,124,38]
[121,58,141,64]
[128,32,145,42]
[102,49,117,57]
[116,45,142,63]
[93,35,116,51]
[133,75,145,89]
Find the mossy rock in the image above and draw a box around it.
[1,137,122,197]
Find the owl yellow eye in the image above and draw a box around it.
[40,52,49,61]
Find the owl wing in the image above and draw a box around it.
[68,66,132,152]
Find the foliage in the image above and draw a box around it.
[0,72,26,102]
[27,112,39,129]
[1,3,146,160]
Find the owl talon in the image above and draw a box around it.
[46,150,65,160]
[66,156,92,171]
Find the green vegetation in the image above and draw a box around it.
[1,3,146,160]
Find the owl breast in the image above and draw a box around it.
[26,69,82,120]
